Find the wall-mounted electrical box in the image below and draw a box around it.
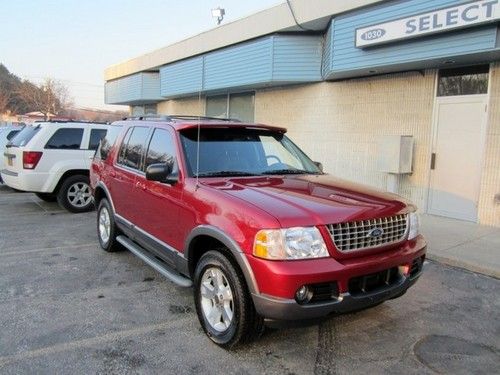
[378,135,414,174]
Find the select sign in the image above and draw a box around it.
[356,0,500,48]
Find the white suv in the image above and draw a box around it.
[1,121,109,212]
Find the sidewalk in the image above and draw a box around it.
[421,214,500,279]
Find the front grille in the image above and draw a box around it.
[348,267,401,296]
[327,214,408,252]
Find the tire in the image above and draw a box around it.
[97,198,122,252]
[56,175,94,213]
[35,192,57,202]
[194,250,264,348]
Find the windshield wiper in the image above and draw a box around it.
[196,171,257,177]
[261,169,316,175]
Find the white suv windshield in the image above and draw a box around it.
[180,128,321,177]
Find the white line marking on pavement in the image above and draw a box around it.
[0,317,190,367]
[0,243,97,257]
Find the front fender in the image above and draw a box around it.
[184,225,259,294]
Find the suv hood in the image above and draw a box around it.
[202,174,411,227]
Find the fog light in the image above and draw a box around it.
[399,264,410,276]
[295,285,312,304]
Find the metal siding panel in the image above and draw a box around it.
[204,38,273,90]
[326,0,499,77]
[160,57,203,97]
[105,74,142,104]
[105,73,161,104]
[272,35,323,81]
[322,20,334,77]
[142,73,161,100]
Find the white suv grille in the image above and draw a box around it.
[327,214,408,252]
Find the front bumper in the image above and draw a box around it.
[249,235,426,320]
[252,268,421,320]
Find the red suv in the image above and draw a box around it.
[90,116,426,347]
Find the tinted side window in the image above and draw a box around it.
[120,127,150,170]
[10,126,40,147]
[98,126,123,160]
[45,128,84,149]
[145,129,176,170]
[89,129,107,150]
[6,130,21,141]
[117,128,133,165]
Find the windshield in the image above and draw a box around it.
[8,125,41,147]
[179,128,321,177]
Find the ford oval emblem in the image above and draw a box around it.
[361,28,386,41]
[367,227,384,238]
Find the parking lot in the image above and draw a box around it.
[0,184,498,375]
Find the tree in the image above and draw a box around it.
[0,85,11,114]
[16,78,73,120]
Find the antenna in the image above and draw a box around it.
[195,90,202,189]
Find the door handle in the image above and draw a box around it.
[109,170,116,178]
[430,153,436,170]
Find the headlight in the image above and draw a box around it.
[408,212,420,240]
[253,227,329,260]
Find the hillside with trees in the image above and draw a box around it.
[1,64,126,122]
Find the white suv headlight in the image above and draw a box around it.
[253,227,329,260]
[408,212,420,240]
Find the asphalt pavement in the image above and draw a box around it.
[0,185,498,374]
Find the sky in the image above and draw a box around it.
[0,0,282,111]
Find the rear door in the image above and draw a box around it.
[110,126,151,223]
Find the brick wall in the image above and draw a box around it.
[254,71,436,211]
[478,62,500,226]
[157,97,204,116]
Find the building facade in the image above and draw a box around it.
[104,0,500,227]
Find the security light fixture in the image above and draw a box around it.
[211,7,225,25]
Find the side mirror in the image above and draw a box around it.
[146,162,177,184]
[313,161,323,173]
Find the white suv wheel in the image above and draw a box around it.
[67,182,92,208]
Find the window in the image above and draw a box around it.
[10,126,40,147]
[179,128,320,177]
[206,92,255,122]
[229,93,255,122]
[97,126,122,160]
[89,129,108,150]
[145,128,176,170]
[45,128,84,149]
[118,128,132,164]
[6,130,21,141]
[438,65,489,96]
[118,127,150,170]
[206,95,227,118]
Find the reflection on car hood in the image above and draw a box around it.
[201,174,411,227]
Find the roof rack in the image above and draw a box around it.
[33,119,110,124]
[121,114,241,122]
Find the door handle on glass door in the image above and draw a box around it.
[430,153,436,170]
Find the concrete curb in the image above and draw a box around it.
[426,253,500,279]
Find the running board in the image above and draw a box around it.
[116,235,192,287]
